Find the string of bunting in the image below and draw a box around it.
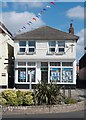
[15,1,56,36]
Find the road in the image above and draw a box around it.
[2,110,85,120]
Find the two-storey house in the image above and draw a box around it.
[0,22,14,88]
[14,24,79,89]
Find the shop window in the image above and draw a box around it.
[27,62,35,66]
[50,62,60,66]
[18,68,26,82]
[50,68,61,82]
[62,68,73,82]
[27,68,36,82]
[18,62,26,66]
[62,62,73,66]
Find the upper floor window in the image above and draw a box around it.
[19,41,26,54]
[58,41,65,53]
[49,41,56,53]
[27,41,36,54]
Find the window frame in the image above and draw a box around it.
[48,41,56,53]
[18,41,26,54]
[27,41,36,54]
[58,41,65,53]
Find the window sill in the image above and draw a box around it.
[17,52,25,55]
[47,52,55,55]
[55,52,65,55]
[26,52,36,55]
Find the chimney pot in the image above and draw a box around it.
[69,23,74,34]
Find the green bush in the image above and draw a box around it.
[1,90,17,106]
[23,94,34,105]
[64,97,77,104]
[16,90,24,106]
[0,97,7,105]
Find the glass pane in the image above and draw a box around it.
[50,62,60,66]
[49,41,56,46]
[59,48,64,52]
[27,68,35,82]
[28,41,35,46]
[62,68,73,82]
[58,41,65,47]
[50,68,61,82]
[27,62,35,66]
[62,62,73,66]
[19,41,26,46]
[49,48,55,52]
[18,62,26,66]
[18,68,26,82]
[29,48,35,52]
[41,62,48,66]
[19,48,25,52]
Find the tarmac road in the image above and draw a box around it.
[2,110,85,120]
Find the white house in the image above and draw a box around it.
[0,22,14,88]
[14,24,79,89]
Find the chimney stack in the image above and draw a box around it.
[69,23,74,34]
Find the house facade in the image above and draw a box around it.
[14,24,79,89]
[0,22,14,88]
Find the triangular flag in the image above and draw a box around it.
[50,2,55,4]
[43,8,47,11]
[32,18,36,21]
[46,5,51,8]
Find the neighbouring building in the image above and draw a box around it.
[0,22,14,88]
[79,53,86,81]
[14,24,79,89]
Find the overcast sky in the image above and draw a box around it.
[0,1,85,61]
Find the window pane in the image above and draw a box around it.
[19,41,26,46]
[50,68,61,82]
[62,62,73,66]
[49,48,55,52]
[18,68,26,82]
[27,68,35,82]
[19,48,25,52]
[62,68,73,82]
[59,48,64,52]
[58,41,65,47]
[49,41,56,46]
[50,62,60,66]
[28,41,35,46]
[41,62,48,66]
[27,62,35,66]
[29,48,35,52]
[18,62,26,66]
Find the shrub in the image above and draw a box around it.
[64,97,77,104]
[33,82,61,105]
[16,90,24,106]
[1,90,17,106]
[0,97,7,105]
[23,94,34,105]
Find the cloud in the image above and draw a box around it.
[76,28,86,60]
[0,11,45,35]
[67,6,84,19]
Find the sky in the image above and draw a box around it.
[0,1,85,61]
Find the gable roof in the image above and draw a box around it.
[14,26,79,41]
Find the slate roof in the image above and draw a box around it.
[14,26,79,41]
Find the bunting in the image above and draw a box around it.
[15,1,56,36]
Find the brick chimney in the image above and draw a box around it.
[69,23,74,34]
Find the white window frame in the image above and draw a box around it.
[48,41,56,54]
[27,41,36,54]
[18,41,26,55]
[58,41,65,53]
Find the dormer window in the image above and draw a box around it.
[18,41,26,54]
[49,41,56,53]
[27,41,36,54]
[58,41,65,53]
